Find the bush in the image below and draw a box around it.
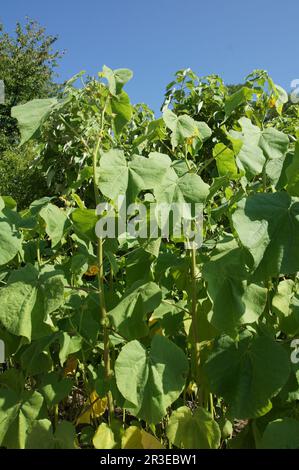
[0,144,46,208]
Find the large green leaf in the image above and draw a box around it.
[0,369,24,394]
[40,372,73,406]
[203,237,267,336]
[0,210,22,266]
[259,127,289,184]
[204,331,290,419]
[98,150,170,203]
[232,192,299,280]
[229,118,288,181]
[0,264,64,341]
[224,87,254,118]
[20,334,58,375]
[167,406,221,449]
[26,419,76,449]
[39,203,70,247]
[151,300,186,337]
[58,332,82,366]
[286,142,299,196]
[124,247,154,285]
[98,149,129,201]
[230,118,265,177]
[163,109,211,148]
[163,109,197,148]
[108,282,162,340]
[11,98,57,145]
[0,389,44,448]
[213,143,238,178]
[115,335,188,424]
[111,91,132,134]
[71,208,98,242]
[260,418,299,449]
[102,65,133,96]
[272,280,299,335]
[98,150,209,218]
[154,164,209,205]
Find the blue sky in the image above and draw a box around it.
[1,0,298,113]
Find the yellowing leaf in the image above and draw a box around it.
[149,317,164,337]
[85,265,99,277]
[152,327,163,337]
[77,391,107,425]
[63,356,78,376]
[93,423,116,449]
[121,426,163,449]
[121,426,142,449]
[186,381,197,395]
[59,195,71,207]
[76,409,90,425]
[141,429,164,449]
[269,96,276,108]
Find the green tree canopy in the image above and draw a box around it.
[0,18,63,207]
[0,18,62,148]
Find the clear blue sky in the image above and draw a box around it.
[1,0,298,113]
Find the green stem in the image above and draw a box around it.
[98,234,113,414]
[262,167,267,191]
[92,97,114,419]
[36,239,41,266]
[60,115,91,152]
[190,247,202,404]
[197,156,214,175]
[53,404,59,431]
[162,299,191,316]
[209,393,214,419]
[184,144,191,171]
[197,145,227,175]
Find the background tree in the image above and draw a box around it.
[0,18,63,207]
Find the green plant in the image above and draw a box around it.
[0,65,298,449]
[0,18,63,207]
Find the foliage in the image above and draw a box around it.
[0,64,298,449]
[0,144,46,208]
[0,19,63,207]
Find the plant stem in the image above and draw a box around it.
[197,156,214,175]
[53,404,59,430]
[262,167,267,191]
[36,239,41,266]
[184,144,192,171]
[98,233,114,416]
[92,97,114,419]
[209,393,214,419]
[161,299,191,316]
[190,247,202,405]
[60,115,92,152]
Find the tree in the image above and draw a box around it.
[0,18,62,149]
[0,18,63,207]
